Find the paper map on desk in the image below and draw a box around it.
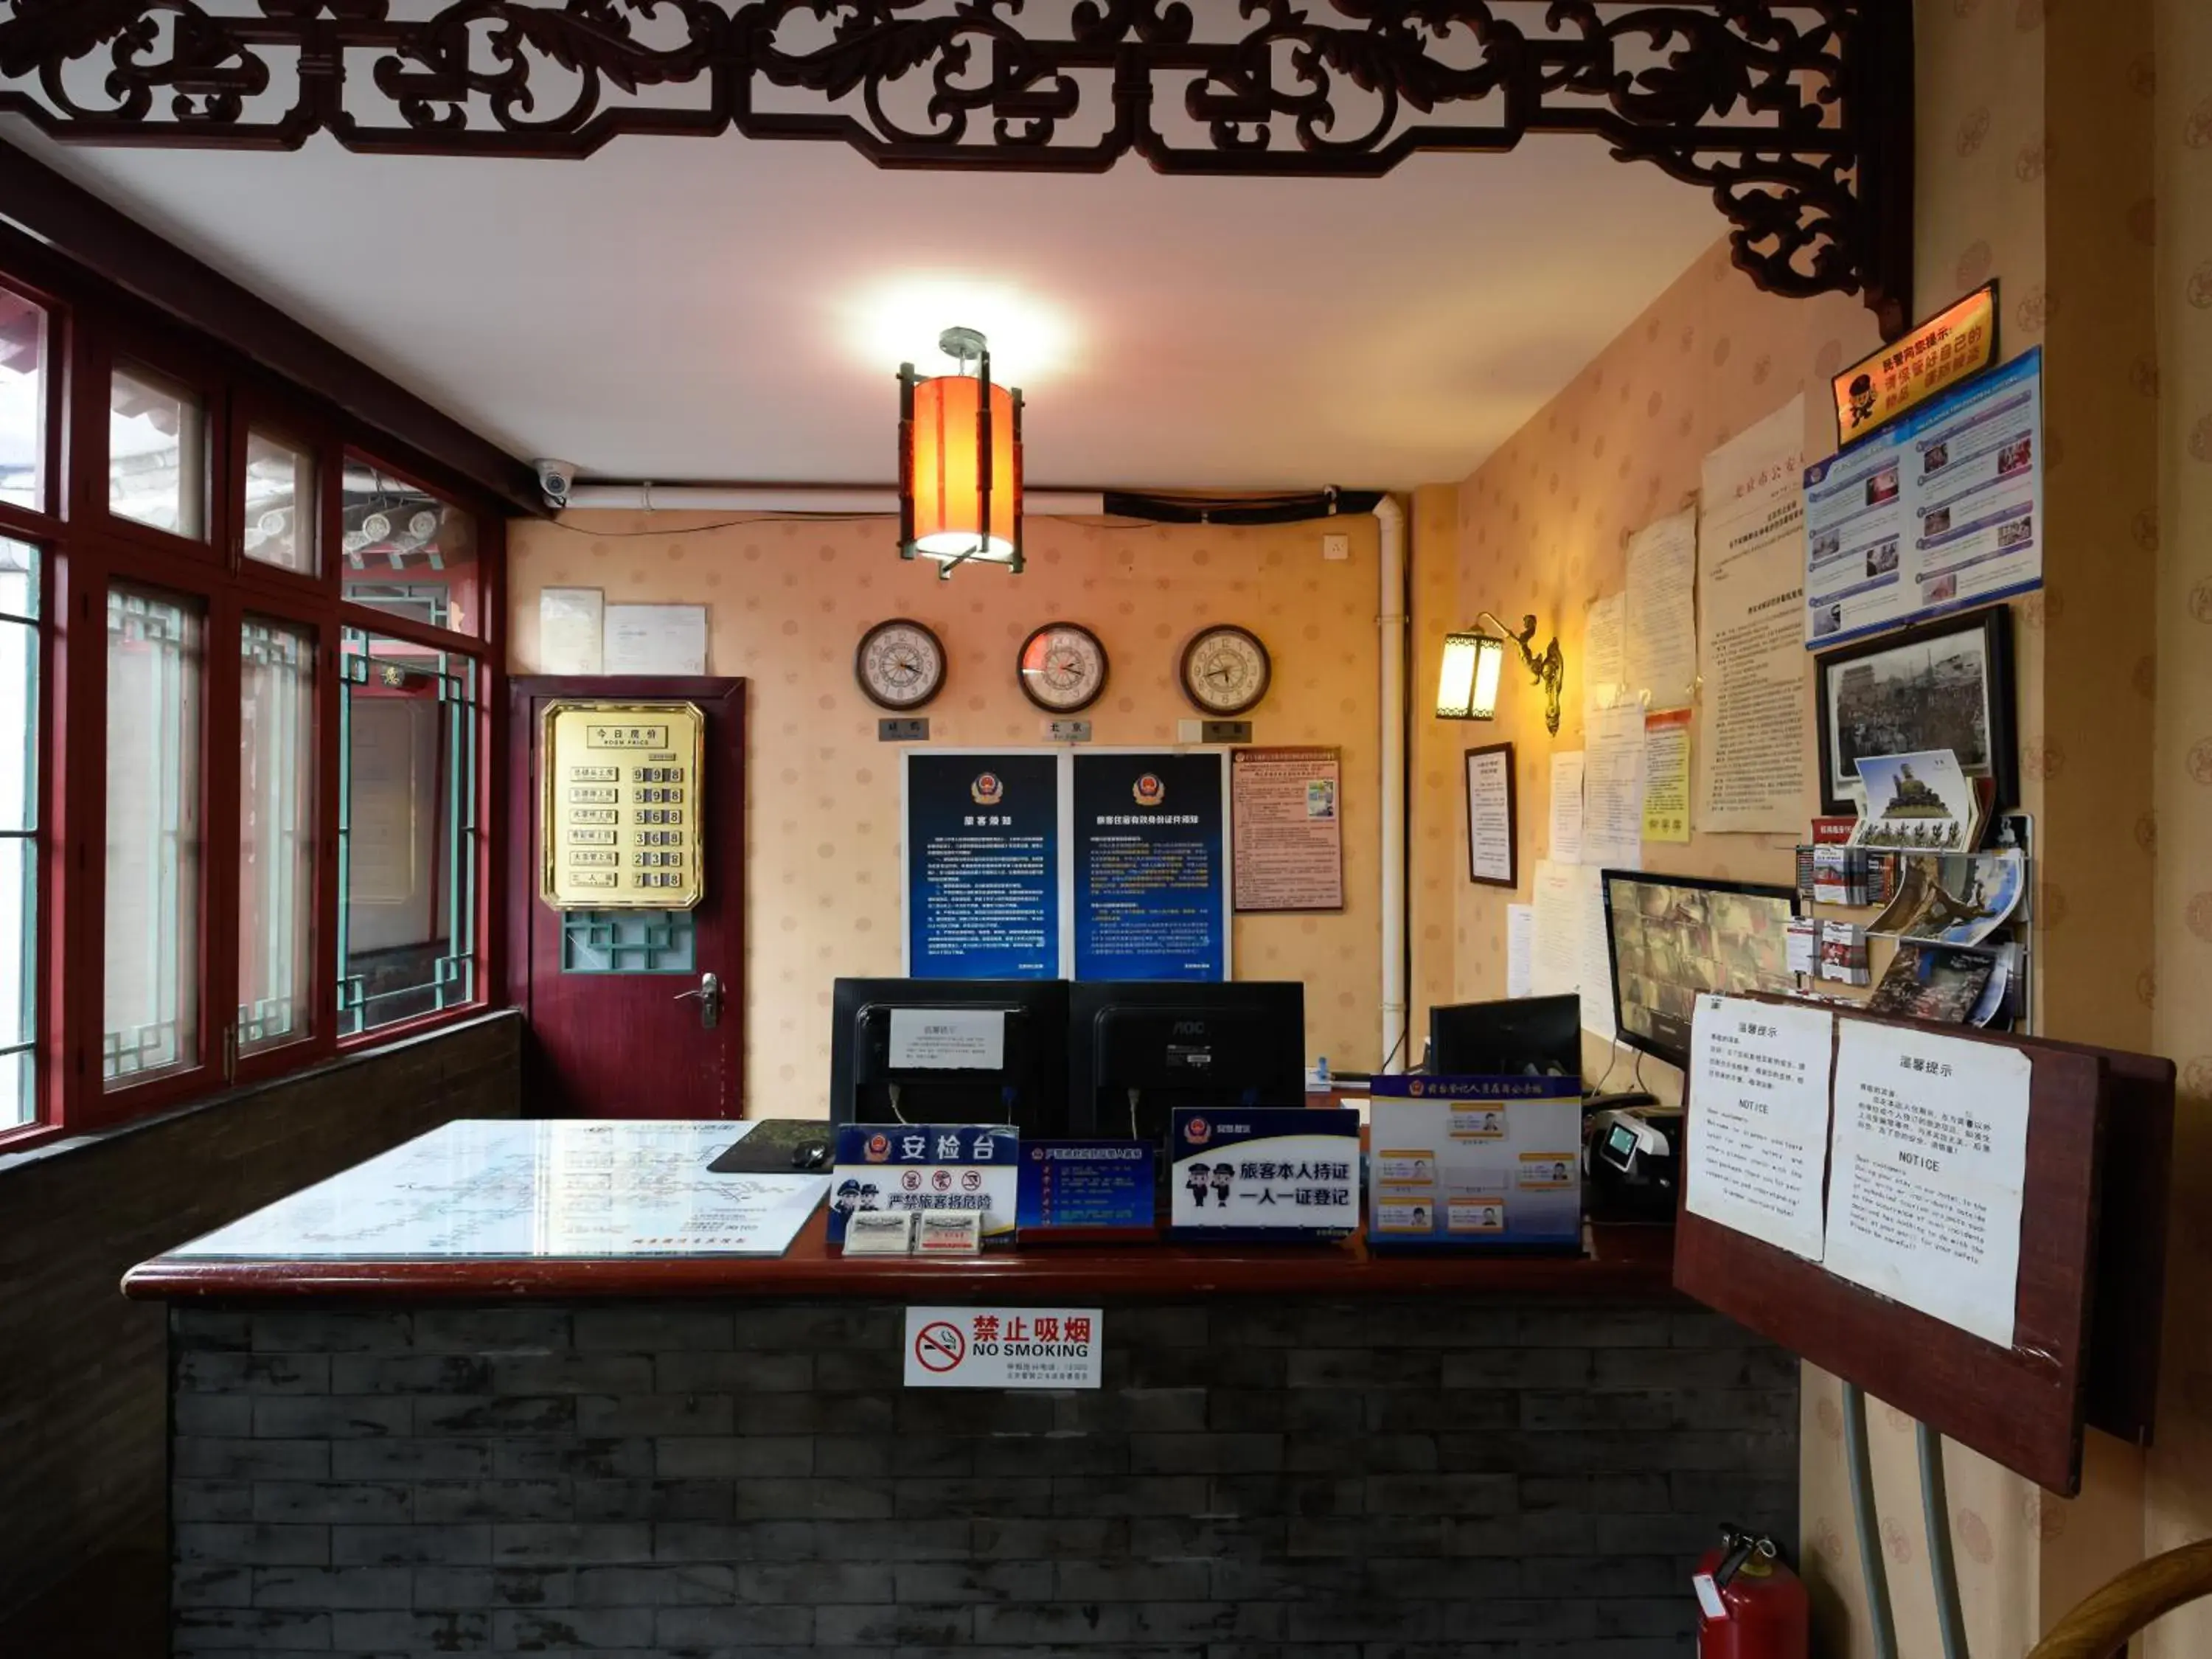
[167,1121,829,1259]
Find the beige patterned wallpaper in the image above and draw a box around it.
[508,514,1385,1115]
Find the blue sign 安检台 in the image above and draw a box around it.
[905,751,1060,979]
[829,1123,1020,1245]
[1016,1140,1158,1236]
[1072,751,1226,982]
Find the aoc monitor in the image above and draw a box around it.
[1599,870,1798,1073]
[1427,994,1582,1080]
[1068,980,1305,1144]
[829,977,1070,1138]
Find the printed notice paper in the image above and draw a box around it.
[1573,863,1618,1043]
[1625,510,1699,711]
[604,602,709,675]
[538,587,603,675]
[1549,751,1585,864]
[1686,995,1835,1261]
[1697,398,1814,833]
[888,1007,1006,1071]
[1642,709,1693,843]
[1584,594,1627,714]
[1506,902,1535,998]
[1582,703,1646,871]
[1822,1019,2031,1348]
[1530,861,1580,1003]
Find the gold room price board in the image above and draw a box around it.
[540,700,706,911]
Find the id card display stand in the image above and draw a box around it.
[1673,1001,2174,1659]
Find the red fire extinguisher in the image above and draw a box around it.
[1694,1524,1809,1659]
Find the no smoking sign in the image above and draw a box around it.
[900,1305,1105,1390]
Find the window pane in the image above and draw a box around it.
[0,541,35,1126]
[0,290,46,515]
[341,461,479,635]
[338,630,478,1035]
[244,428,319,576]
[105,586,202,1087]
[0,542,34,835]
[110,363,207,540]
[0,839,30,1128]
[240,619,316,1057]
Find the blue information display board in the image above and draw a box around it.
[1072,751,1227,981]
[905,751,1060,979]
[1016,1140,1158,1237]
[830,1123,1019,1245]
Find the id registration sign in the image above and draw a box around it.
[901,1306,1104,1389]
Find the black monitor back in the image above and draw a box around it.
[829,978,1070,1136]
[1427,994,1582,1079]
[1068,981,1305,1142]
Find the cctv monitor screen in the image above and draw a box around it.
[1600,871,1797,1072]
[829,978,1070,1138]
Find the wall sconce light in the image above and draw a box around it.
[898,325,1024,580]
[1436,612,1566,735]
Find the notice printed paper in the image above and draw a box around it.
[1686,995,1835,1262]
[1506,902,1535,999]
[888,1007,1006,1071]
[1642,709,1693,843]
[1584,594,1627,715]
[1822,1019,2030,1348]
[1625,510,1699,711]
[1549,751,1585,865]
[1582,703,1646,871]
[1697,398,1815,833]
[603,602,709,675]
[538,587,604,675]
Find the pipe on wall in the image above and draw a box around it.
[1375,495,1408,1074]
[563,484,1108,516]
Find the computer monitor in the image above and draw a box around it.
[829,978,1071,1136]
[1068,981,1305,1143]
[1599,869,1798,1072]
[1427,994,1582,1079]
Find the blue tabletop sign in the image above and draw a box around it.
[1365,1074,1582,1251]
[830,1124,1019,1245]
[1168,1107,1360,1239]
[1017,1141,1158,1237]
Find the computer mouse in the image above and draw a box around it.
[792,1138,832,1172]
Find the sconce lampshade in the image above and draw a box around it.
[899,327,1024,576]
[1437,630,1507,720]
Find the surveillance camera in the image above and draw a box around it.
[535,458,578,508]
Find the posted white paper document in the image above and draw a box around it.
[889,1007,1006,1071]
[1530,861,1581,1003]
[1548,751,1585,864]
[1823,1020,2031,1348]
[1582,703,1646,871]
[1584,594,1627,714]
[1572,863,1618,1042]
[1506,903,1535,999]
[1697,398,1814,832]
[1686,995,1835,1261]
[538,587,604,675]
[604,602,709,675]
[1625,510,1699,710]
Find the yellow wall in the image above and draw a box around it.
[508,514,1385,1115]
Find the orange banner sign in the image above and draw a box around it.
[1833,285,1997,445]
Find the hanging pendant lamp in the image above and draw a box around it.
[898,326,1024,578]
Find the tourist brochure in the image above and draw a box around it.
[1848,748,1978,851]
[1868,850,2024,947]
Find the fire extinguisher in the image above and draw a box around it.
[1694,1524,1810,1659]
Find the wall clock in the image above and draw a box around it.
[1179,624,1271,716]
[1017,622,1108,713]
[854,618,947,710]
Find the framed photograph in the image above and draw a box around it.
[1464,742,1517,887]
[1814,605,2017,818]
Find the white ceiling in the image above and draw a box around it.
[1,119,1722,492]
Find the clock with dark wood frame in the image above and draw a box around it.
[1178,624,1272,717]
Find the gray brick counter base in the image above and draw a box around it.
[170,1298,1796,1659]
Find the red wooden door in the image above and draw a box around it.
[507,676,745,1119]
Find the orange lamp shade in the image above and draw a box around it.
[901,369,1023,566]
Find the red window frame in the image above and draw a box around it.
[0,231,507,1154]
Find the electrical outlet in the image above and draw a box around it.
[1322,532,1350,561]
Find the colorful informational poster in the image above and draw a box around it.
[1832,285,1997,446]
[1016,1141,1157,1236]
[1231,746,1343,912]
[1072,751,1228,981]
[829,1124,1019,1245]
[903,751,1060,978]
[1803,350,2044,647]
[1167,1108,1359,1238]
[1366,1075,1583,1249]
[1641,709,1693,843]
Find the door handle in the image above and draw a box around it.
[675,970,723,1030]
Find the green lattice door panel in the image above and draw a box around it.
[560,909,696,973]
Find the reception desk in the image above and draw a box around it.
[128,1123,1795,1659]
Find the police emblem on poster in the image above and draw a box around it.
[829,1124,1018,1246]
[1168,1107,1359,1239]
[1017,1141,1158,1239]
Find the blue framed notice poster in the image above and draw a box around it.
[903,751,1061,979]
[1072,751,1229,981]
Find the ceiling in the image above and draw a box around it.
[1,119,1724,493]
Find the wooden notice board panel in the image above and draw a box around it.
[1674,1002,2123,1495]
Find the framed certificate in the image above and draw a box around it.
[1464,742,1517,887]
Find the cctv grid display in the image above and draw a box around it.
[901,748,1233,984]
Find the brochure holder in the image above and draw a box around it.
[1673,1001,2173,1495]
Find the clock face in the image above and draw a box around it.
[1180,625,1271,715]
[1018,622,1108,713]
[855,619,947,710]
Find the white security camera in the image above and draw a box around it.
[535,458,578,509]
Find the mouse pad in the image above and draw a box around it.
[706,1119,832,1175]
